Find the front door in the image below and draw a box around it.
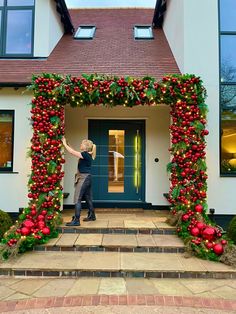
[88,120,145,202]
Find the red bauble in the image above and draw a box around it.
[195,222,205,230]
[182,214,189,221]
[202,227,216,241]
[195,204,203,213]
[221,239,227,245]
[42,227,50,235]
[21,227,31,236]
[37,215,45,221]
[23,220,34,228]
[213,243,224,255]
[190,227,200,237]
[205,241,213,249]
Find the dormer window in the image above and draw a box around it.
[0,0,34,58]
[134,25,154,40]
[74,25,96,40]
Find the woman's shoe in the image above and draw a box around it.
[66,217,80,226]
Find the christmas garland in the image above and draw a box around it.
[0,73,229,261]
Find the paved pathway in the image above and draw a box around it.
[1,277,236,312]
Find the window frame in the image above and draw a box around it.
[219,0,236,176]
[0,0,35,58]
[0,109,15,173]
[74,25,96,40]
[133,25,154,40]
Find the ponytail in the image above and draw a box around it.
[91,143,96,160]
[82,139,96,160]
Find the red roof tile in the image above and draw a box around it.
[0,9,180,85]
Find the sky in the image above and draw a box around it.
[65,0,156,8]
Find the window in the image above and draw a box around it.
[219,0,236,175]
[134,25,154,40]
[0,0,34,57]
[0,110,14,172]
[74,25,96,40]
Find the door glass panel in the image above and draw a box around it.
[108,130,125,193]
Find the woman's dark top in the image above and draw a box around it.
[78,151,92,173]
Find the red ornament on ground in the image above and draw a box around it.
[213,243,224,255]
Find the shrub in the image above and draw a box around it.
[227,216,236,244]
[0,210,13,240]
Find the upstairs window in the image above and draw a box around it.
[0,110,14,172]
[0,0,34,57]
[74,25,96,40]
[134,25,154,40]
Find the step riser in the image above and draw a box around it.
[1,269,235,279]
[58,228,175,235]
[34,246,185,253]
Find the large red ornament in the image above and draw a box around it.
[190,227,200,237]
[42,227,50,235]
[202,227,216,241]
[195,221,205,230]
[21,227,31,236]
[213,243,224,255]
[195,204,203,213]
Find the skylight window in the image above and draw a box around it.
[74,25,96,40]
[134,25,154,40]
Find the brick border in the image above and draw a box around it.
[0,295,236,312]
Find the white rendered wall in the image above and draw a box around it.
[0,89,32,213]
[163,0,236,214]
[63,105,170,206]
[34,0,64,57]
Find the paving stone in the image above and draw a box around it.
[125,278,159,294]
[4,292,30,301]
[10,279,50,295]
[108,220,125,228]
[42,235,62,247]
[102,234,137,247]
[98,278,126,295]
[0,286,16,300]
[75,234,103,246]
[211,285,236,299]
[56,234,79,247]
[78,252,120,271]
[150,279,193,296]
[180,279,230,294]
[124,220,156,229]
[66,278,100,296]
[136,235,156,247]
[82,220,109,228]
[152,235,184,247]
[33,279,76,298]
[154,222,175,229]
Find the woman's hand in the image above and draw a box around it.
[62,137,67,146]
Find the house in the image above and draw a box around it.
[0,0,235,228]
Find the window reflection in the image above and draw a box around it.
[108,130,124,193]
[221,85,236,173]
[6,10,32,54]
[7,0,34,6]
[220,0,236,31]
[221,36,236,82]
[0,111,14,170]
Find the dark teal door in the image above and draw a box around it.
[88,120,145,202]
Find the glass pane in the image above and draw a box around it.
[134,26,153,39]
[74,26,95,39]
[0,112,13,169]
[6,10,32,54]
[108,130,125,193]
[0,1,3,6]
[221,36,236,82]
[7,0,34,6]
[221,85,236,174]
[220,0,236,31]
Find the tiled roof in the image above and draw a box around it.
[0,9,180,86]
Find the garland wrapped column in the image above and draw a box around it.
[0,73,229,261]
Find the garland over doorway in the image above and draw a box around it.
[0,73,229,261]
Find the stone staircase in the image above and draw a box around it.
[0,209,236,279]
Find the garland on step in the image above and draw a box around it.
[0,73,230,262]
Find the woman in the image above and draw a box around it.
[62,137,96,226]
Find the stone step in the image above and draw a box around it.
[34,234,185,253]
[1,251,235,279]
[58,221,175,235]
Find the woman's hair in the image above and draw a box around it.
[82,139,96,160]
